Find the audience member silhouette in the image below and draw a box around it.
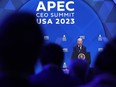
[94,38,116,76]
[0,12,44,87]
[86,67,96,83]
[80,38,116,87]
[69,59,89,85]
[30,43,79,87]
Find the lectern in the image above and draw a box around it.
[71,52,91,64]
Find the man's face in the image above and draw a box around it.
[77,40,82,45]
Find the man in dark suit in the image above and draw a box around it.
[71,38,86,59]
[30,43,80,87]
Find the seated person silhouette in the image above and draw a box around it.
[30,43,79,87]
[69,59,89,85]
[0,12,44,87]
[80,38,116,87]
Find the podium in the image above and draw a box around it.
[71,52,91,64]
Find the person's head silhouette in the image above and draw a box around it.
[95,38,116,76]
[0,12,44,75]
[69,59,89,84]
[40,43,64,68]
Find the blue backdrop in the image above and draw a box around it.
[20,0,106,73]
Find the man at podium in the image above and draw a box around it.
[71,38,86,59]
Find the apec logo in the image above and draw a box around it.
[36,1,74,11]
[36,1,75,25]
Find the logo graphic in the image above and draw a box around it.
[78,53,86,60]
[36,1,75,24]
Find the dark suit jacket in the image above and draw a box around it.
[71,45,86,59]
[29,66,80,87]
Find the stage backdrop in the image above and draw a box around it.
[19,0,106,73]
